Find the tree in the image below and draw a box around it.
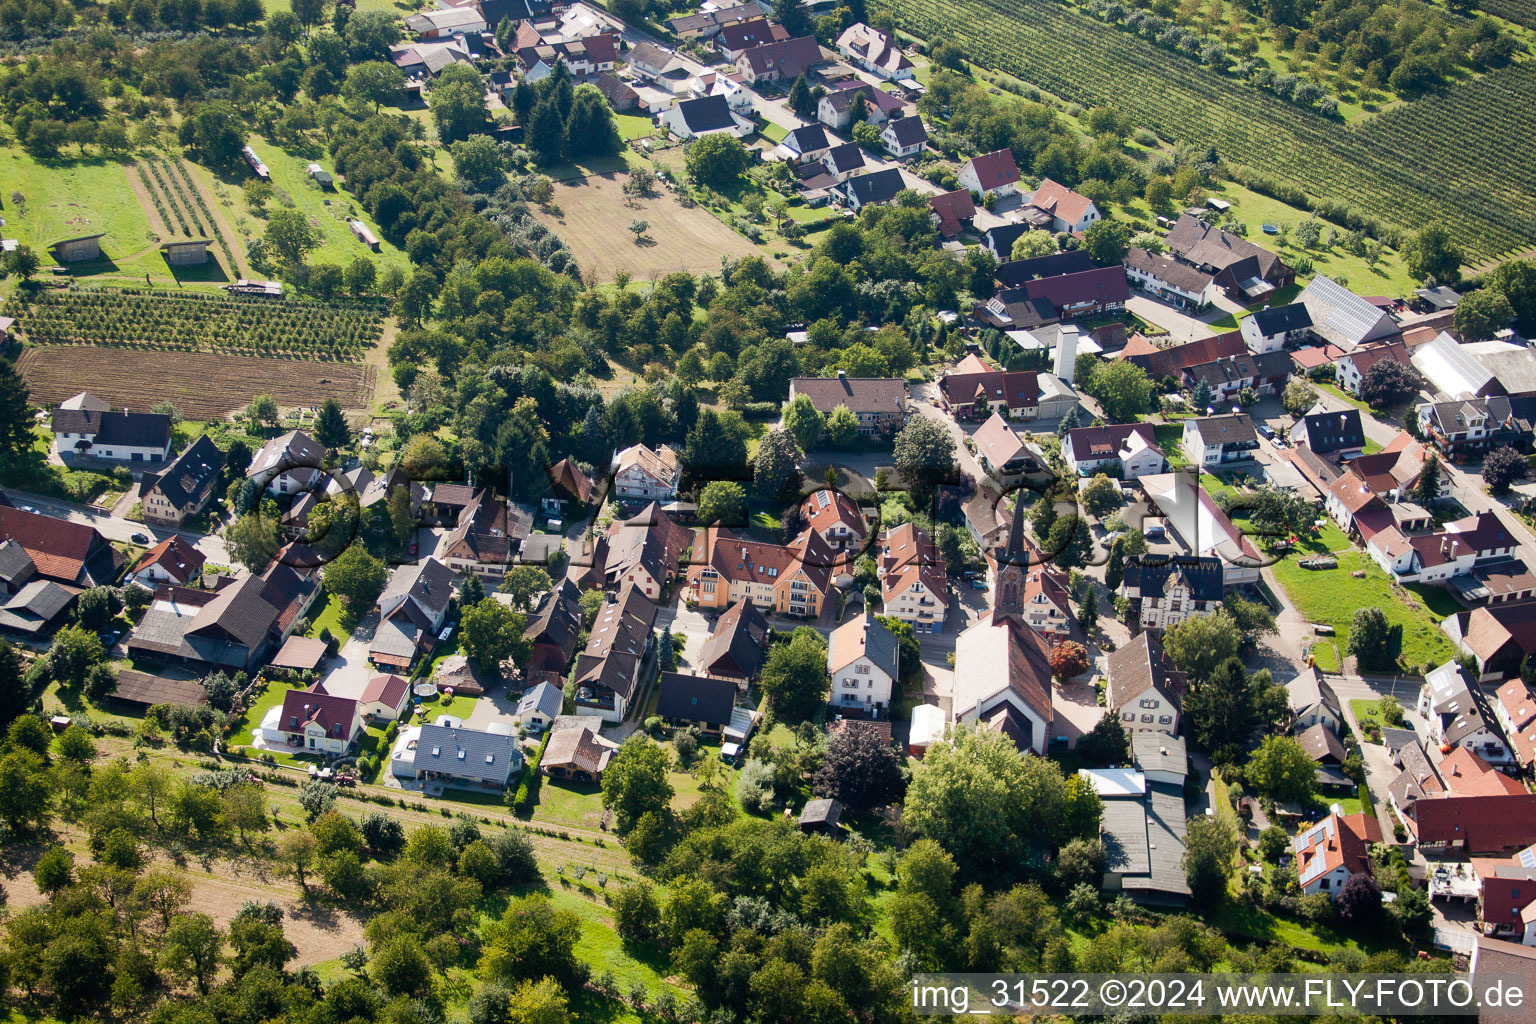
[1484,444,1526,495]
[813,722,905,810]
[1244,734,1317,804]
[783,393,825,452]
[824,403,861,449]
[1082,219,1131,265]
[33,846,74,894]
[1144,176,1174,211]
[430,63,491,144]
[134,868,193,930]
[264,209,319,271]
[697,480,747,527]
[1487,259,1536,335]
[1075,711,1129,767]
[600,735,673,835]
[450,135,506,193]
[477,895,583,989]
[0,361,32,462]
[1282,378,1316,415]
[1183,656,1285,763]
[1346,606,1395,671]
[567,85,622,160]
[1077,584,1098,628]
[178,101,246,167]
[1403,224,1462,284]
[161,913,223,994]
[56,723,96,763]
[313,397,350,450]
[685,133,750,188]
[1056,836,1106,889]
[1454,289,1515,341]
[226,508,281,574]
[1044,514,1092,570]
[460,598,528,672]
[526,99,566,166]
[759,627,829,722]
[275,829,319,894]
[1389,882,1432,937]
[1358,360,1426,408]
[753,428,804,502]
[1415,453,1441,504]
[893,416,957,496]
[345,256,377,296]
[1183,814,1240,905]
[343,61,404,112]
[1083,360,1153,422]
[46,625,105,687]
[1222,594,1276,637]
[1011,231,1058,259]
[228,903,298,979]
[322,543,388,612]
[498,566,551,612]
[0,748,51,833]
[788,74,817,119]
[1080,474,1120,518]
[3,245,40,282]
[1163,608,1242,681]
[1048,640,1089,680]
[904,727,1072,873]
[1336,872,1382,926]
[371,934,434,998]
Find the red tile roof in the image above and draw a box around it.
[1497,680,1536,767]
[963,149,1020,192]
[1028,177,1095,226]
[1439,747,1527,797]
[928,189,976,237]
[1410,794,1536,852]
[134,535,205,585]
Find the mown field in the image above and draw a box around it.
[890,0,1536,266]
[17,345,377,418]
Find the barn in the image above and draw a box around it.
[159,239,212,267]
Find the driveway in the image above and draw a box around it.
[317,614,378,701]
[1126,294,1218,343]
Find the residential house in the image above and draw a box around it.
[439,489,530,581]
[735,35,823,85]
[141,435,225,527]
[957,149,1020,199]
[880,115,926,159]
[1297,721,1354,789]
[800,489,867,554]
[1296,408,1366,457]
[1122,330,1248,382]
[981,223,1040,263]
[928,189,976,238]
[971,412,1039,485]
[516,681,563,732]
[994,250,1094,287]
[0,506,122,587]
[820,141,869,182]
[1181,414,1259,467]
[776,122,832,162]
[1420,660,1515,766]
[787,374,908,437]
[951,616,1055,755]
[1131,730,1189,787]
[128,536,205,590]
[656,672,738,733]
[1472,847,1536,944]
[1241,302,1314,354]
[687,528,835,617]
[879,522,947,634]
[1322,432,1446,531]
[936,366,1079,423]
[1405,792,1536,854]
[370,558,456,671]
[410,721,523,792]
[248,430,326,495]
[1494,679,1536,771]
[1062,423,1166,479]
[1336,339,1411,395]
[612,444,681,502]
[1293,812,1382,896]
[1135,473,1263,587]
[1122,247,1216,309]
[126,563,316,672]
[1119,556,1224,631]
[359,674,411,723]
[266,687,363,756]
[629,41,690,83]
[540,715,618,782]
[668,3,763,38]
[524,579,583,685]
[1418,394,1527,456]
[1445,600,1536,683]
[1182,351,1291,401]
[50,392,171,465]
[544,458,594,509]
[1462,558,1536,608]
[828,613,898,718]
[1105,631,1187,734]
[716,18,783,59]
[570,582,657,722]
[661,95,752,139]
[1021,178,1101,234]
[1288,666,1345,735]
[0,539,34,596]
[815,81,909,129]
[1365,511,1517,584]
[985,267,1129,322]
[603,502,693,599]
[1299,275,1401,351]
[1164,214,1294,302]
[836,167,905,210]
[696,599,771,683]
[835,22,913,79]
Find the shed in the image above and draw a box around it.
[270,635,329,672]
[110,670,208,709]
[159,239,212,267]
[49,233,105,263]
[348,220,380,251]
[799,798,843,834]
[307,163,335,189]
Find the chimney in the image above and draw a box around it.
[1054,325,1078,384]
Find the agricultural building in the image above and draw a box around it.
[159,239,212,267]
[48,234,104,263]
[349,220,380,251]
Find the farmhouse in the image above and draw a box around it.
[1062,423,1166,479]
[1163,214,1293,300]
[1298,275,1400,350]
[835,22,913,79]
[1443,599,1536,683]
[612,444,682,502]
[0,505,123,588]
[159,239,212,267]
[1122,246,1215,309]
[438,489,531,581]
[1022,178,1101,234]
[140,435,225,527]
[51,392,172,465]
[128,536,205,590]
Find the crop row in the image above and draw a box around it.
[134,164,188,237]
[140,157,200,237]
[165,156,240,273]
[890,0,1536,263]
[1476,0,1536,30]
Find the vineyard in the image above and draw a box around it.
[1477,0,1536,29]
[134,153,242,275]
[17,346,377,420]
[5,287,387,360]
[890,0,1536,264]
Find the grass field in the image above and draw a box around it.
[615,114,654,141]
[530,170,759,282]
[1270,550,1456,674]
[1350,697,1406,741]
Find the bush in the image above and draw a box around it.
[510,730,552,812]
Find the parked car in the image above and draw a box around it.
[131,533,150,544]
[969,579,988,590]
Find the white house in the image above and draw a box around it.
[879,522,947,634]
[1122,247,1216,309]
[1366,512,1517,585]
[1294,812,1382,896]
[1181,414,1259,467]
[50,392,172,465]
[828,614,897,718]
[359,674,411,723]
[612,443,681,502]
[248,430,326,495]
[1241,302,1313,354]
[1337,340,1410,396]
[835,22,913,80]
[1119,556,1224,632]
[660,95,751,139]
[951,618,1053,755]
[880,115,926,159]
[1288,667,1345,736]
[1062,423,1167,479]
[264,688,363,756]
[957,149,1020,199]
[515,681,564,732]
[1024,178,1100,234]
[1419,660,1516,766]
[1104,631,1184,736]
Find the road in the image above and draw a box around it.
[4,488,230,565]
[1125,294,1217,343]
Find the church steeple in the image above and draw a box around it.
[992,497,1032,625]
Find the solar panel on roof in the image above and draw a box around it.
[1519,845,1536,869]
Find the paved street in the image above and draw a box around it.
[4,487,231,565]
[1125,294,1217,343]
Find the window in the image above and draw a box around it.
[1139,698,1156,709]
[1122,712,1135,721]
[1141,715,1153,723]
[1159,715,1172,724]
[1320,878,1330,890]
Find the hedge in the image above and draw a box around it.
[511,728,553,812]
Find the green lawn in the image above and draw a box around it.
[1314,382,1368,410]
[306,591,349,642]
[615,114,654,141]
[1270,550,1456,675]
[409,692,480,725]
[1327,779,1373,818]
[228,680,309,761]
[758,121,788,143]
[1351,697,1407,742]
